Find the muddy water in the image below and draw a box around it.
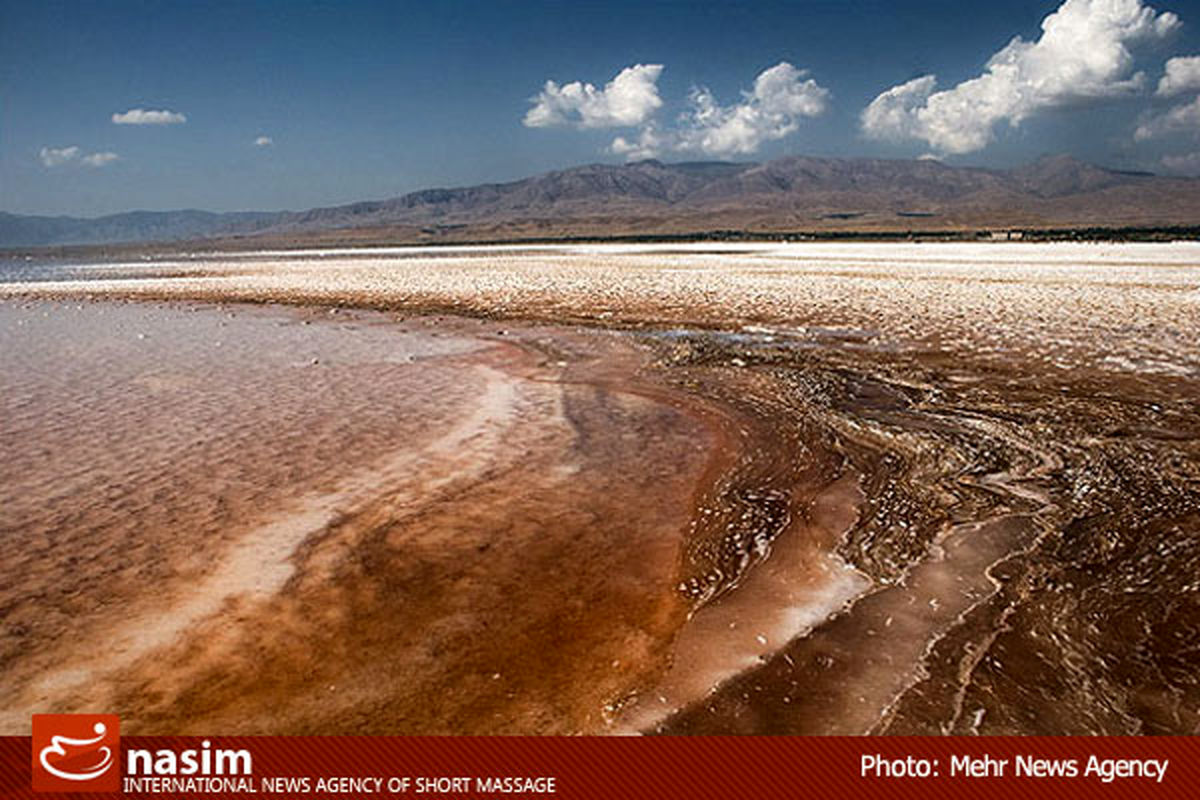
[646,330,1200,736]
[0,301,740,734]
[615,474,869,732]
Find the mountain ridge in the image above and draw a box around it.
[3,154,1198,247]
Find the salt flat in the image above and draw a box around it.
[8,241,1198,377]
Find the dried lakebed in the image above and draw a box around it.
[1,242,1198,735]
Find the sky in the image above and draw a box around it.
[3,0,1200,216]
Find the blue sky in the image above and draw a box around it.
[3,0,1200,216]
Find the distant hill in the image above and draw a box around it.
[3,155,1198,248]
[0,209,286,248]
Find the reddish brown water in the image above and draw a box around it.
[0,300,724,734]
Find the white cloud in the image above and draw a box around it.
[524,64,663,129]
[254,135,274,147]
[39,146,118,168]
[862,0,1180,154]
[610,125,667,160]
[1140,54,1200,141]
[39,146,81,167]
[80,152,119,167]
[1161,151,1200,173]
[675,62,830,157]
[1135,94,1200,139]
[861,76,938,144]
[1156,55,1200,96]
[605,62,830,160]
[112,107,187,125]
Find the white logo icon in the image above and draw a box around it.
[38,721,114,782]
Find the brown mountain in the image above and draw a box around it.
[3,155,1198,247]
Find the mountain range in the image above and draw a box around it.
[3,154,1198,248]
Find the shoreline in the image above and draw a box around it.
[3,224,1199,264]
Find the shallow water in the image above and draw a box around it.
[0,300,721,734]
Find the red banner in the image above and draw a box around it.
[2,732,1198,800]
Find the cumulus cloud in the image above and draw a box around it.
[254,135,274,147]
[1156,55,1200,96]
[605,62,830,160]
[112,107,187,125]
[524,64,663,128]
[1135,94,1200,139]
[860,76,938,144]
[862,0,1180,154]
[1139,54,1200,141]
[39,146,118,168]
[674,62,829,156]
[610,125,668,161]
